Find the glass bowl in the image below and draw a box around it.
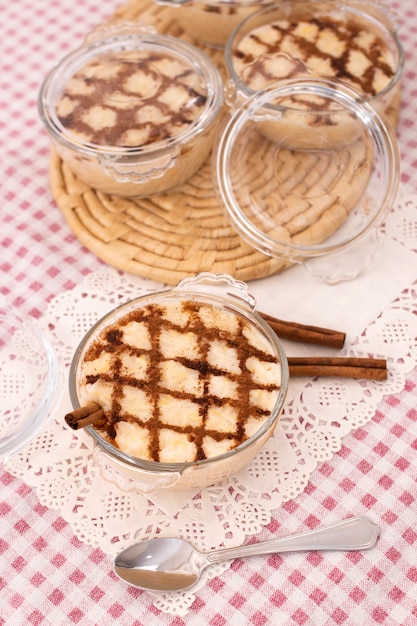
[38,23,223,198]
[224,0,404,118]
[0,302,62,463]
[213,76,400,283]
[68,273,289,492]
[156,0,275,49]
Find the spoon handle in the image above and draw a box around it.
[207,516,380,564]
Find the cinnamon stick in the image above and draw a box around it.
[65,402,106,430]
[260,311,346,349]
[288,357,387,380]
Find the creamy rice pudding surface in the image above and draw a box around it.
[78,299,282,463]
[56,49,209,148]
[231,12,396,98]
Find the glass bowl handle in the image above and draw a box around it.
[93,448,182,493]
[175,272,257,311]
[128,471,182,494]
[97,147,180,184]
[154,0,191,5]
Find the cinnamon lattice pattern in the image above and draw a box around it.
[79,299,282,463]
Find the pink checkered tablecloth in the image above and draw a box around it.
[1,1,417,624]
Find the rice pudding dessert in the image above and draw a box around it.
[228,3,401,148]
[41,36,223,197]
[77,299,283,463]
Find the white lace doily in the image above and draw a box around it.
[5,187,417,616]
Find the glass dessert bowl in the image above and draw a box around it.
[156,0,275,49]
[0,300,62,464]
[224,0,404,123]
[216,1,403,282]
[38,23,223,198]
[67,273,288,492]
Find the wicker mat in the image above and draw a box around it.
[49,0,401,285]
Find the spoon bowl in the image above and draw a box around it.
[113,515,380,592]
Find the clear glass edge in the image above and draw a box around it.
[214,77,401,261]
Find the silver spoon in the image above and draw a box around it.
[113,515,380,592]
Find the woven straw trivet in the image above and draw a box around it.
[49,0,401,285]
